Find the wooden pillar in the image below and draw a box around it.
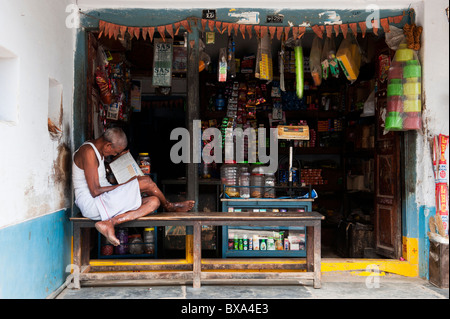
[186,18,200,262]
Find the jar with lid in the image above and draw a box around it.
[143,227,155,254]
[220,161,239,197]
[138,153,151,174]
[128,234,144,255]
[115,228,129,255]
[264,173,276,198]
[239,172,250,198]
[250,164,265,198]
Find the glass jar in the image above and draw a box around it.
[220,162,239,197]
[138,153,151,174]
[129,234,144,255]
[264,173,276,198]
[250,173,264,198]
[115,228,129,255]
[143,227,155,254]
[239,172,250,198]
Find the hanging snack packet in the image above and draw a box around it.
[310,36,323,86]
[218,47,227,82]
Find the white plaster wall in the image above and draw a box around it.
[0,0,76,228]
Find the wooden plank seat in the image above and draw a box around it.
[69,211,324,288]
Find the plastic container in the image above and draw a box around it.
[403,112,422,130]
[138,153,151,174]
[128,234,144,255]
[403,60,421,78]
[264,173,276,198]
[221,162,239,197]
[250,173,265,198]
[239,172,250,198]
[403,98,421,112]
[387,66,403,80]
[115,228,129,255]
[387,96,403,112]
[404,82,421,95]
[143,227,155,254]
[387,81,403,97]
[385,112,403,130]
[396,43,414,61]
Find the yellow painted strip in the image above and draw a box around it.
[90,259,189,266]
[402,236,419,265]
[350,271,386,277]
[186,234,193,264]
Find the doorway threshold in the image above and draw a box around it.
[321,258,418,277]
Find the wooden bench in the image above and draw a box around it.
[70,211,324,289]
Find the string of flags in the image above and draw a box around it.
[91,12,408,42]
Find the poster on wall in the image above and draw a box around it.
[153,38,173,87]
[130,80,141,112]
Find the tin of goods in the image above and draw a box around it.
[143,227,155,254]
[138,153,151,174]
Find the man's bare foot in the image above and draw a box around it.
[165,200,195,212]
[95,220,120,246]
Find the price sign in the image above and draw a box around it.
[202,9,216,20]
[266,14,284,23]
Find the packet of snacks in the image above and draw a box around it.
[434,134,449,236]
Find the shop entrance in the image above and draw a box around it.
[82,14,407,261]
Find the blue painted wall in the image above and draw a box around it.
[0,209,72,299]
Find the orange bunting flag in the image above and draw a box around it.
[261,26,268,38]
[233,23,239,36]
[358,21,367,38]
[208,20,215,32]
[311,25,323,39]
[181,20,192,33]
[240,24,246,39]
[112,24,120,40]
[157,25,166,42]
[380,18,390,33]
[292,27,298,39]
[372,19,378,36]
[284,27,290,41]
[276,26,283,40]
[246,25,253,39]
[340,24,348,38]
[98,20,106,38]
[148,27,155,42]
[254,25,261,38]
[393,15,403,23]
[326,25,333,38]
[334,24,340,36]
[214,21,222,33]
[221,22,229,35]
[119,25,127,38]
[174,22,181,35]
[269,26,276,39]
[298,26,306,39]
[201,19,207,31]
[166,24,174,38]
[349,23,358,36]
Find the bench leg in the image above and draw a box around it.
[193,221,202,288]
[313,223,322,289]
[72,223,81,289]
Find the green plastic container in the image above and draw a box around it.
[396,43,414,61]
[385,112,403,130]
[403,61,421,78]
[387,83,403,97]
[404,98,421,112]
[404,82,421,95]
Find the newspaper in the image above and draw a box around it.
[109,151,144,184]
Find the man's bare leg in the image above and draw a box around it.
[95,196,160,246]
[137,176,195,212]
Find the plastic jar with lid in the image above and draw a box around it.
[250,163,265,198]
[114,228,129,255]
[264,173,276,198]
[220,161,239,197]
[129,234,144,255]
[239,172,250,198]
[143,227,155,254]
[138,153,151,174]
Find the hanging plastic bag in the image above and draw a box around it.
[198,39,211,72]
[385,25,406,51]
[309,36,323,86]
[321,35,339,79]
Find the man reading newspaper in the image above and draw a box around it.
[72,127,195,246]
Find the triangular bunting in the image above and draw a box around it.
[269,26,276,39]
[393,15,403,24]
[105,22,113,39]
[240,24,246,39]
[276,27,283,40]
[334,24,340,36]
[148,27,155,42]
[227,23,233,36]
[181,20,192,33]
[380,18,390,33]
[157,25,166,42]
[221,22,229,35]
[254,25,261,38]
[326,25,333,38]
[174,22,181,35]
[372,19,378,36]
[112,24,120,40]
[215,21,222,33]
[201,19,207,31]
[246,25,253,39]
[340,24,348,38]
[98,20,106,38]
[208,20,215,32]
[166,24,174,38]
[358,21,367,38]
[298,27,306,39]
[261,26,268,39]
[141,27,148,40]
[349,23,358,36]
[119,25,127,38]
[284,27,290,41]
[233,23,239,36]
[311,25,323,39]
[292,27,299,39]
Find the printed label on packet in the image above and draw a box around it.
[437,135,449,183]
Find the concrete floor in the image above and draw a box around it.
[55,272,448,300]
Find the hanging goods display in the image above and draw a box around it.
[309,36,323,86]
[385,41,422,131]
[152,38,173,87]
[336,36,362,82]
